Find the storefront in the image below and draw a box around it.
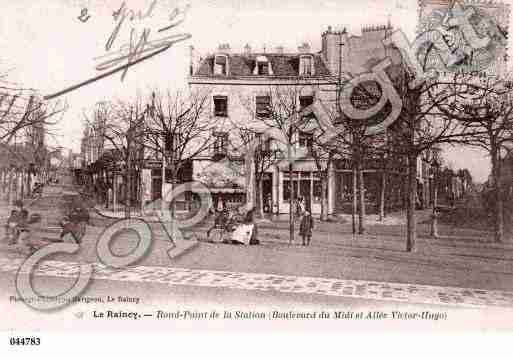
[275,160,333,215]
[192,159,247,211]
[142,160,193,211]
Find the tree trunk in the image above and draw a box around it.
[352,166,357,235]
[7,170,13,205]
[379,170,386,222]
[20,170,25,200]
[258,178,265,219]
[491,149,504,243]
[357,160,365,234]
[27,170,32,198]
[406,154,417,252]
[320,172,328,222]
[124,170,130,219]
[430,173,439,238]
[289,163,295,244]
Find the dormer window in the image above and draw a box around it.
[299,55,314,76]
[258,62,269,75]
[253,56,273,76]
[214,55,228,75]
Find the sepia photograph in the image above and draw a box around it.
[1,0,513,349]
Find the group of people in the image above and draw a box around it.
[4,200,30,246]
[4,196,88,252]
[207,206,259,245]
[205,197,315,247]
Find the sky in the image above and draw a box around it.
[2,0,511,183]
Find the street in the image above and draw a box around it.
[1,183,513,319]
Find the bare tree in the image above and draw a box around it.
[227,123,281,219]
[432,75,513,242]
[385,69,486,251]
[86,99,148,218]
[239,84,311,243]
[0,92,65,202]
[146,88,213,215]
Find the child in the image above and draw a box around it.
[299,211,314,246]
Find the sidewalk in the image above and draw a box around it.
[1,256,513,308]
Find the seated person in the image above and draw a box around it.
[5,209,20,244]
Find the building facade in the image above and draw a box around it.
[189,42,336,214]
[188,25,434,215]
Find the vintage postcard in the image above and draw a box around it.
[1,0,513,349]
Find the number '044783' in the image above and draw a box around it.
[9,337,41,346]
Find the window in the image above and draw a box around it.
[164,132,180,154]
[299,96,313,110]
[300,96,315,120]
[255,96,271,118]
[257,62,269,75]
[298,131,313,148]
[283,180,298,202]
[254,133,272,153]
[282,171,321,204]
[214,55,227,75]
[213,96,228,117]
[299,56,313,76]
[313,178,322,202]
[213,132,228,155]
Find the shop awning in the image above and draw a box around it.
[276,159,320,172]
[201,187,246,194]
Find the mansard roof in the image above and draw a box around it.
[193,53,331,78]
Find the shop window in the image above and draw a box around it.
[300,179,310,200]
[213,96,228,117]
[283,180,290,201]
[313,179,322,202]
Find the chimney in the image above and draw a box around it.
[244,43,251,55]
[189,45,195,76]
[298,42,311,53]
[217,43,230,53]
[275,46,284,54]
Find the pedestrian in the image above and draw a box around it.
[206,207,228,240]
[299,211,314,246]
[298,197,305,215]
[5,209,20,245]
[244,208,259,245]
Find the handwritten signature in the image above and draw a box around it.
[45,1,191,100]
